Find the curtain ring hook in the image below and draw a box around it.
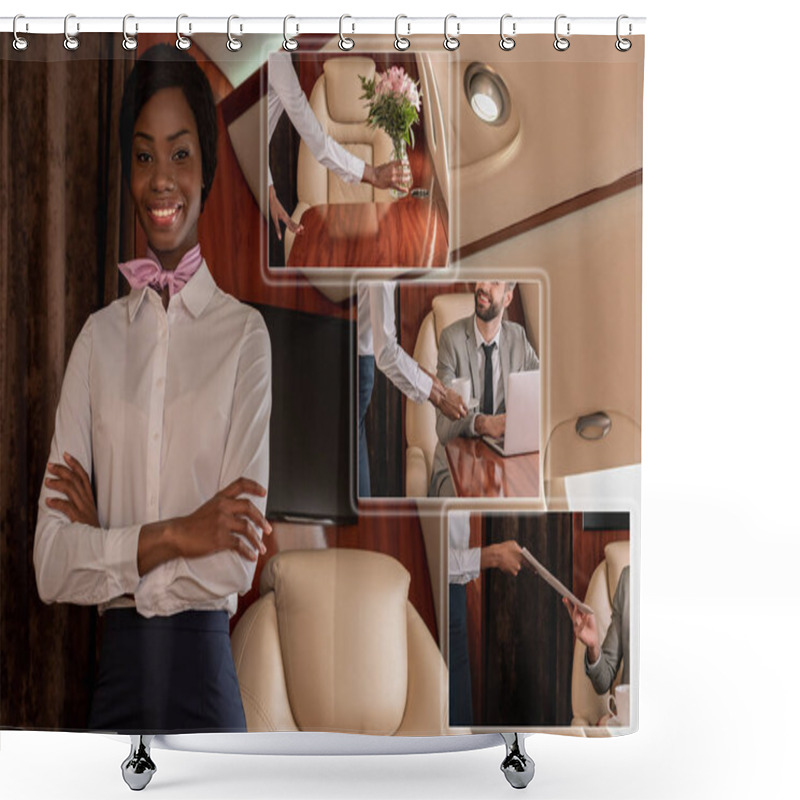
[394,15,410,51]
[176,14,191,51]
[63,13,79,51]
[12,15,28,51]
[499,14,515,51]
[339,14,355,51]
[553,14,570,52]
[283,15,298,51]
[615,14,632,52]
[444,14,460,51]
[227,15,243,52]
[122,14,138,51]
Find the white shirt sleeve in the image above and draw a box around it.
[448,546,481,585]
[33,317,142,606]
[137,312,272,616]
[269,53,365,186]
[369,283,433,405]
[447,510,481,584]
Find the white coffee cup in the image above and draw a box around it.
[451,376,472,407]
[606,684,630,727]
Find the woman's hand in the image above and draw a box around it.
[563,597,600,658]
[137,477,271,577]
[481,540,524,576]
[268,184,304,242]
[171,477,270,562]
[363,160,412,194]
[45,453,100,527]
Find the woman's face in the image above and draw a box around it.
[130,86,203,270]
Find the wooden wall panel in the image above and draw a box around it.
[474,513,573,727]
[571,512,630,602]
[467,513,485,723]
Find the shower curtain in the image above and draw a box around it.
[0,26,643,738]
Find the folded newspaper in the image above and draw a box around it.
[521,547,594,615]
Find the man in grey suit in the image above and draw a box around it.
[428,281,540,498]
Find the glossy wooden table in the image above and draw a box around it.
[444,438,540,498]
[286,196,448,268]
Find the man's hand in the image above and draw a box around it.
[45,453,100,527]
[268,184,304,242]
[481,539,524,576]
[363,160,412,194]
[475,413,506,439]
[424,372,467,420]
[563,597,600,659]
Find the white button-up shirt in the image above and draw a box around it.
[357,282,433,405]
[267,50,365,188]
[34,263,271,618]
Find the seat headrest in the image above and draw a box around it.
[431,293,475,343]
[323,57,376,124]
[262,549,412,735]
[604,540,630,598]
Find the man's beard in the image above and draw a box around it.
[475,291,502,322]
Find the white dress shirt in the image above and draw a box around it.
[33,263,272,618]
[473,317,503,415]
[448,511,480,585]
[357,282,433,405]
[268,51,365,189]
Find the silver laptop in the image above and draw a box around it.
[482,370,540,457]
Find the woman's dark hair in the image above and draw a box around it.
[119,44,217,209]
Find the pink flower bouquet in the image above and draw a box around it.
[360,66,422,195]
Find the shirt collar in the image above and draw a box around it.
[127,260,217,322]
[473,314,502,351]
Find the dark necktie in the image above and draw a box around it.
[481,342,496,415]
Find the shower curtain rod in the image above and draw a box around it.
[0,15,646,37]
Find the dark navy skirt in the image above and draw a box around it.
[88,608,246,734]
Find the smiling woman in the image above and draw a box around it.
[32,44,272,737]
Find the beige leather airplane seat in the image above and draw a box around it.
[284,57,394,260]
[405,293,474,497]
[230,549,447,735]
[571,540,630,732]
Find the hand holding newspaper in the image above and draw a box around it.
[521,547,594,615]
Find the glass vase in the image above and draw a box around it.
[391,138,412,199]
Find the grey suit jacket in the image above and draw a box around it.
[428,314,539,496]
[585,565,630,694]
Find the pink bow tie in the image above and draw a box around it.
[119,244,203,297]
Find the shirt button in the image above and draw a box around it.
[156,378,164,388]
[153,432,159,441]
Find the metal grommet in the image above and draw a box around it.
[283,15,298,51]
[499,14,515,51]
[338,14,354,51]
[12,15,28,51]
[227,15,242,52]
[615,14,632,52]
[176,14,191,51]
[122,14,138,51]
[444,14,460,51]
[394,14,410,51]
[63,13,79,51]
[553,14,570,52]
